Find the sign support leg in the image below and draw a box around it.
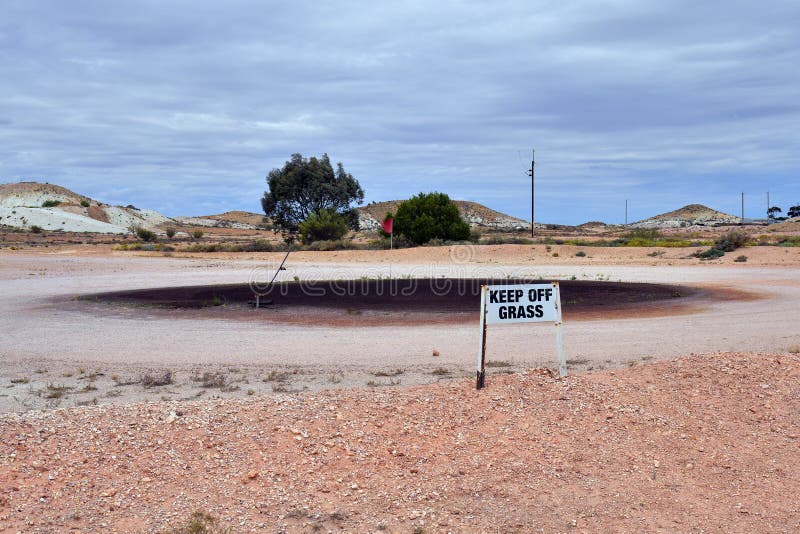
[556,321,566,377]
[477,285,487,390]
[554,283,567,377]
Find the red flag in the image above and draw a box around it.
[381,217,393,234]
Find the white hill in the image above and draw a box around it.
[0,182,173,234]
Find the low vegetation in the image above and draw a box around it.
[697,229,750,260]
[141,371,173,388]
[134,226,157,242]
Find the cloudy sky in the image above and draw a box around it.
[2,0,799,224]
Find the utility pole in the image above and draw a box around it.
[527,149,535,237]
[741,191,745,224]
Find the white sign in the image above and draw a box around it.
[485,283,559,324]
[476,282,566,389]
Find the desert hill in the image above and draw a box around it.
[174,211,266,230]
[357,200,531,232]
[0,182,172,234]
[631,204,740,229]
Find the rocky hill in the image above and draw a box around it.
[357,200,530,232]
[0,182,172,234]
[631,204,740,229]
[174,211,266,230]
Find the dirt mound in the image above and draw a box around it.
[767,217,800,233]
[175,211,267,229]
[1,352,798,532]
[632,204,740,229]
[358,199,529,232]
[0,181,89,208]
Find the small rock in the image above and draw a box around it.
[432,349,440,357]
[247,471,258,479]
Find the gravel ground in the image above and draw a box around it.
[1,246,799,531]
[1,352,799,532]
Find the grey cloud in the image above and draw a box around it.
[1,0,799,224]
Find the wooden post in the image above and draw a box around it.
[476,285,488,389]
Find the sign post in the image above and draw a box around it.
[476,285,488,389]
[477,282,566,390]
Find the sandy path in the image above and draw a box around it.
[1,252,799,412]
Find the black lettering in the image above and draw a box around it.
[535,304,543,318]
[545,288,553,301]
[499,306,507,319]
[489,290,499,303]
[514,289,523,302]
[526,304,535,317]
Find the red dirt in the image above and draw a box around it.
[1,352,798,532]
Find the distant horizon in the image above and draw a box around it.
[2,2,798,225]
[5,178,794,227]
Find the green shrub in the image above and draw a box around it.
[734,255,748,262]
[30,225,43,233]
[697,248,724,260]
[714,229,749,252]
[298,209,349,244]
[575,250,586,257]
[80,200,90,208]
[192,230,204,239]
[41,200,61,207]
[135,226,157,242]
[394,192,470,245]
[165,227,176,238]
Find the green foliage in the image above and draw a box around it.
[788,205,800,218]
[298,209,349,244]
[626,228,662,240]
[30,225,43,233]
[80,200,90,208]
[192,230,204,239]
[697,248,725,260]
[575,250,586,257]
[165,227,176,238]
[262,153,364,238]
[41,200,61,207]
[734,255,748,262]
[713,229,749,252]
[135,226,156,242]
[394,192,470,245]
